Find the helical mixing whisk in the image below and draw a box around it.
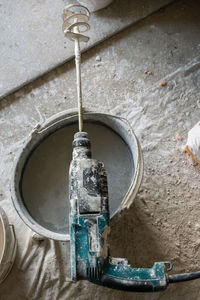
[62,4,90,132]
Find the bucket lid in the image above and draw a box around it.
[0,207,17,284]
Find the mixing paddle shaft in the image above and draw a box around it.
[62,4,90,132]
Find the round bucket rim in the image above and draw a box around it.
[0,207,17,284]
[11,109,143,241]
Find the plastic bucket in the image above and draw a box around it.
[11,110,143,241]
[0,207,17,284]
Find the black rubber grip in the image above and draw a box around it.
[101,275,167,292]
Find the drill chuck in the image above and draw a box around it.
[72,132,92,160]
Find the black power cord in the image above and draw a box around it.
[168,271,200,283]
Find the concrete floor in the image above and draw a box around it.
[0,0,200,299]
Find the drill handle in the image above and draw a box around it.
[97,261,172,292]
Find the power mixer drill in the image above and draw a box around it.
[63,4,200,292]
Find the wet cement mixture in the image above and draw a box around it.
[0,0,200,299]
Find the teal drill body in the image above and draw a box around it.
[69,131,172,292]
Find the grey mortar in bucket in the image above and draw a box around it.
[11,110,143,241]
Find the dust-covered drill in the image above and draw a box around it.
[68,130,173,291]
[63,4,200,292]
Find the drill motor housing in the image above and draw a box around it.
[69,131,172,292]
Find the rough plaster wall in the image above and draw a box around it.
[0,0,200,299]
